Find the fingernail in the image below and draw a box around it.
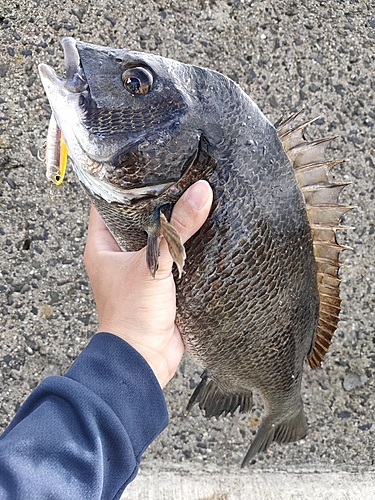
[185,181,210,210]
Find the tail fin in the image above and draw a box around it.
[186,371,252,418]
[241,407,308,467]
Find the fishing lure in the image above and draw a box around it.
[45,114,68,185]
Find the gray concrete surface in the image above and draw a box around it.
[0,0,374,498]
[124,463,375,500]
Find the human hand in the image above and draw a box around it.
[84,180,213,388]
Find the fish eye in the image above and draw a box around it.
[121,67,153,95]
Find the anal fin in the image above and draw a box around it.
[186,371,253,418]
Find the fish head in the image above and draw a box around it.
[38,37,216,205]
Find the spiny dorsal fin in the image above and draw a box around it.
[276,113,355,369]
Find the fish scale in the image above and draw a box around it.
[38,37,353,466]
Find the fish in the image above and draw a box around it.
[38,37,353,466]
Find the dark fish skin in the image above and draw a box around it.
[39,38,322,464]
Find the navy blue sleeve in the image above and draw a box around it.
[0,332,169,500]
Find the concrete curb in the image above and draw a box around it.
[123,463,375,499]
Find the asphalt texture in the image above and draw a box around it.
[0,1,374,498]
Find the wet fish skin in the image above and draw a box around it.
[39,38,321,464]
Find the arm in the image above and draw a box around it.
[0,334,167,500]
[0,181,213,499]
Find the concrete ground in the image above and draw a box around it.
[124,464,375,500]
[1,0,374,498]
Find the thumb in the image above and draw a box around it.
[169,180,213,244]
[157,180,213,273]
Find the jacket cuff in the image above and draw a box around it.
[65,332,169,458]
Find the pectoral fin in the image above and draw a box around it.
[146,207,186,278]
[160,213,186,278]
[146,219,161,278]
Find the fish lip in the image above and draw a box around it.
[38,63,67,89]
[61,37,88,92]
[38,37,88,94]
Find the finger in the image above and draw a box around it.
[171,180,213,244]
[158,180,213,273]
[85,205,121,255]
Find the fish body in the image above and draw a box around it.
[38,38,350,464]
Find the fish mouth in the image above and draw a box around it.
[38,37,88,94]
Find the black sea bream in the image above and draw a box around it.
[39,37,352,465]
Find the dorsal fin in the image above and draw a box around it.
[275,113,355,369]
